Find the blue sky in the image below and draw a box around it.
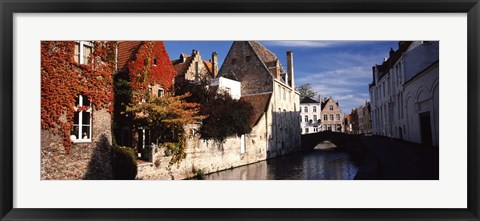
[164,41,398,114]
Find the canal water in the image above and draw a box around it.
[203,142,358,180]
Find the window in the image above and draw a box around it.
[74,41,93,65]
[336,114,340,121]
[224,87,231,95]
[304,116,308,122]
[153,57,157,66]
[304,106,308,112]
[158,88,164,97]
[283,88,286,100]
[305,128,309,133]
[231,59,236,64]
[313,106,317,112]
[324,114,328,121]
[70,95,92,142]
[313,115,317,122]
[383,81,385,97]
[329,105,333,111]
[329,114,334,121]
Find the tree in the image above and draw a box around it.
[126,93,204,164]
[296,83,318,100]
[174,79,255,142]
[199,92,254,142]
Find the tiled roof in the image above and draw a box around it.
[247,41,286,82]
[171,56,193,76]
[240,93,272,128]
[300,97,319,104]
[203,60,213,74]
[377,41,413,80]
[117,41,142,72]
[171,53,214,78]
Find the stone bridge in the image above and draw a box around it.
[301,131,365,162]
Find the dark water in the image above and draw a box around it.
[204,143,358,180]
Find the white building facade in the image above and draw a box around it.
[369,41,439,146]
[210,76,242,100]
[300,97,322,134]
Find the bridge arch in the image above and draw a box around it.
[301,131,364,153]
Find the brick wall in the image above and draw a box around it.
[219,42,273,95]
[41,109,113,180]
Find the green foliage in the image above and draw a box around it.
[195,170,205,180]
[192,168,206,180]
[127,94,203,165]
[296,83,318,100]
[126,94,204,136]
[161,134,187,165]
[112,145,137,180]
[199,92,254,142]
[175,80,255,142]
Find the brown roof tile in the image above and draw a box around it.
[117,41,142,72]
[240,93,272,128]
[171,56,193,76]
[203,60,213,74]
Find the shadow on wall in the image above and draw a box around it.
[266,111,302,159]
[83,134,113,180]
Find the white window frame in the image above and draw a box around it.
[158,88,164,97]
[71,95,92,143]
[75,41,94,65]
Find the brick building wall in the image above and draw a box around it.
[41,109,113,180]
[218,42,274,95]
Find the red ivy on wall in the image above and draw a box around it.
[127,41,176,102]
[41,41,116,153]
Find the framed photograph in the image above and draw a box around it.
[1,0,479,220]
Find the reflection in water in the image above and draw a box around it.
[204,143,357,180]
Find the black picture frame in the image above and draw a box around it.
[1,0,479,220]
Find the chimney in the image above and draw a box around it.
[212,52,218,78]
[287,51,295,89]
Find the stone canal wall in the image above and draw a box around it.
[136,115,269,180]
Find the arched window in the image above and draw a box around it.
[70,94,92,143]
